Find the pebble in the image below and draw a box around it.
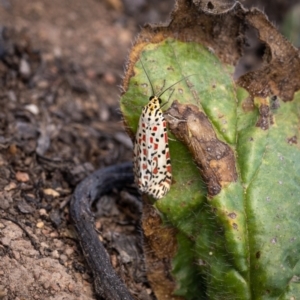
[110,254,117,268]
[40,242,49,249]
[103,72,116,85]
[65,247,74,256]
[53,239,64,248]
[36,221,44,228]
[39,208,48,216]
[68,283,74,292]
[12,250,20,260]
[4,182,17,191]
[33,270,40,280]
[19,58,31,77]
[59,254,68,263]
[51,250,60,259]
[15,171,30,182]
[43,188,60,197]
[25,104,39,115]
[53,47,62,58]
[1,237,10,246]
[50,232,59,238]
[95,220,102,230]
[37,80,49,89]
[0,192,12,210]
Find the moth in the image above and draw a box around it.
[133,57,193,199]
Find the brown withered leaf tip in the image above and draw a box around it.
[123,0,300,102]
[141,202,184,300]
[165,100,237,197]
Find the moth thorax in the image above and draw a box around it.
[149,95,162,104]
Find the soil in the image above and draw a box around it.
[0,1,173,299]
[0,0,297,300]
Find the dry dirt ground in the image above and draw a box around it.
[0,1,172,299]
[0,0,298,300]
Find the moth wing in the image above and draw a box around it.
[133,115,153,192]
[147,118,172,199]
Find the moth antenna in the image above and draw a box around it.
[158,74,197,98]
[160,88,175,109]
[140,56,156,96]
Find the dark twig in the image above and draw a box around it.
[70,162,136,300]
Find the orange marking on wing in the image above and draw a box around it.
[164,133,168,143]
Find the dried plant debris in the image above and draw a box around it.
[124,0,300,101]
[165,100,237,197]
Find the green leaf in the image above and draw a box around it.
[121,37,300,299]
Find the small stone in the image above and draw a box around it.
[9,144,17,155]
[36,221,44,228]
[43,188,60,197]
[65,247,74,256]
[1,237,10,246]
[40,242,49,249]
[15,171,30,182]
[59,254,68,263]
[33,270,40,280]
[53,47,62,58]
[25,104,39,115]
[50,232,59,238]
[82,273,90,280]
[43,281,50,289]
[68,283,74,292]
[53,239,64,248]
[103,72,116,85]
[110,254,117,268]
[12,250,20,260]
[4,182,17,191]
[51,283,60,294]
[51,250,60,259]
[0,191,12,209]
[95,220,102,230]
[19,58,31,78]
[39,209,48,216]
[37,80,49,89]
[41,229,50,235]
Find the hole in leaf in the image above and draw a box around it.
[207,2,214,10]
